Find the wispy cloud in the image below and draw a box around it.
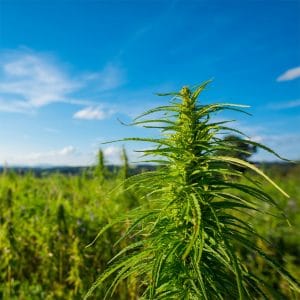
[5,146,78,166]
[261,133,300,145]
[85,64,125,91]
[44,127,60,133]
[277,66,300,82]
[0,51,79,111]
[249,133,300,161]
[103,146,122,164]
[117,0,179,58]
[0,49,125,113]
[73,106,114,120]
[269,99,300,109]
[102,146,142,165]
[26,146,76,160]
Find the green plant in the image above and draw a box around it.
[120,146,129,181]
[95,149,106,182]
[85,81,300,299]
[0,166,140,299]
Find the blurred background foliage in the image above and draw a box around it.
[0,144,299,299]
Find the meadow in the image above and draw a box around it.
[0,162,138,299]
[0,163,299,299]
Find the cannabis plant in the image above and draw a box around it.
[95,149,106,182]
[85,81,300,299]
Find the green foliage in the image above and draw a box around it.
[86,82,300,299]
[95,149,106,182]
[120,146,129,181]
[239,164,300,299]
[0,169,139,299]
[0,163,299,299]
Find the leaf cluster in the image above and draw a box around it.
[86,81,300,299]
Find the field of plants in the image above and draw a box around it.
[0,162,299,299]
[1,84,299,299]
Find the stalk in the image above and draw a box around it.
[120,146,129,181]
[85,81,300,299]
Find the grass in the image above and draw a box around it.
[0,168,139,299]
[0,161,299,299]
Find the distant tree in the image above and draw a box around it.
[97,149,105,172]
[120,146,129,180]
[95,149,106,182]
[216,135,257,173]
[218,135,257,161]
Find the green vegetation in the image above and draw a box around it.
[0,163,299,299]
[0,167,139,299]
[85,83,299,299]
[0,83,299,299]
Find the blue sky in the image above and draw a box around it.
[0,0,299,166]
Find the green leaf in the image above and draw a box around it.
[210,156,289,197]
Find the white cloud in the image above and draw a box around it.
[73,106,114,120]
[100,146,138,165]
[103,146,122,164]
[0,52,79,111]
[0,49,125,113]
[86,64,125,91]
[269,99,300,109]
[277,66,300,82]
[26,146,76,160]
[5,145,138,166]
[4,146,79,166]
[58,146,76,156]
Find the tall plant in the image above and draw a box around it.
[85,81,299,299]
[120,146,129,181]
[95,149,106,182]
